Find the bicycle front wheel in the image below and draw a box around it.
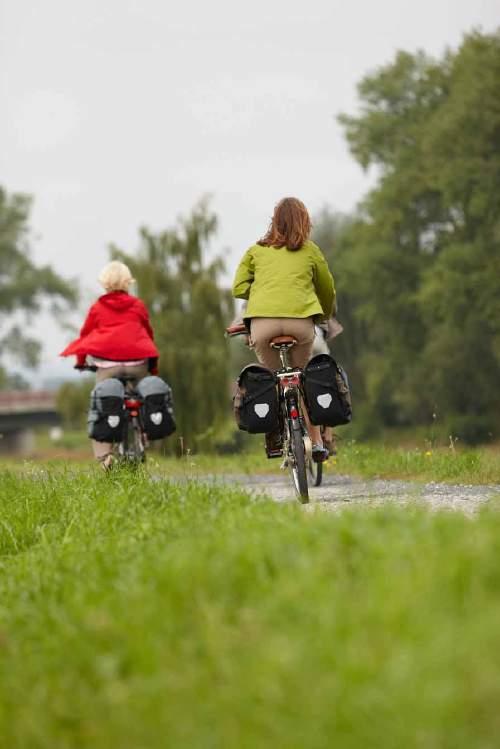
[308,456,323,487]
[290,423,309,503]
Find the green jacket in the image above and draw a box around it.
[232,240,336,321]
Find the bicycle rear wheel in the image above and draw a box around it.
[119,417,146,464]
[289,422,309,503]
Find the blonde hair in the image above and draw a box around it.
[98,261,135,292]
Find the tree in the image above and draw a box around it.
[335,31,500,441]
[111,199,234,450]
[56,379,94,429]
[0,187,77,387]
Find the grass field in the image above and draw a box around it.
[1,467,500,747]
[15,426,500,486]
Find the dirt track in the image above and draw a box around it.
[212,473,500,514]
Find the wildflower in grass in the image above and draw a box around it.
[425,451,432,457]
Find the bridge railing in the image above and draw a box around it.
[0,391,57,415]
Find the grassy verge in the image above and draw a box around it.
[1,468,500,747]
[5,428,500,485]
[156,440,500,485]
[331,441,500,484]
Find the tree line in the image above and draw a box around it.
[1,30,499,445]
[319,30,500,444]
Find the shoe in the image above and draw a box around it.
[265,429,283,459]
[99,453,115,472]
[312,443,329,463]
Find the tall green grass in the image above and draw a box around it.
[332,441,500,484]
[151,440,500,485]
[1,467,500,747]
[16,427,500,485]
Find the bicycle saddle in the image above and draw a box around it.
[270,336,297,348]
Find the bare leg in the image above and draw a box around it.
[300,396,322,445]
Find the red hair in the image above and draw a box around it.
[257,197,312,251]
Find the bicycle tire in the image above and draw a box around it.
[308,457,323,487]
[118,417,145,464]
[130,416,146,463]
[290,422,309,503]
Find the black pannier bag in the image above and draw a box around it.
[234,364,279,434]
[88,378,126,442]
[136,376,176,440]
[303,354,352,427]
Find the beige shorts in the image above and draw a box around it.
[250,317,315,371]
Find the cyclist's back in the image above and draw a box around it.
[231,197,336,460]
[60,260,159,466]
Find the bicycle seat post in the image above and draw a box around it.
[279,345,291,370]
[270,336,297,371]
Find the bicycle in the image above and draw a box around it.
[81,366,147,467]
[271,335,311,501]
[117,377,147,465]
[227,324,325,503]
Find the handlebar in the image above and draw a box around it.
[74,364,97,372]
[225,323,248,338]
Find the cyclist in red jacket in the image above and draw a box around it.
[61,260,159,465]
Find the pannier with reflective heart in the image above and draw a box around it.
[88,378,126,442]
[136,376,176,440]
[234,364,279,433]
[303,354,352,427]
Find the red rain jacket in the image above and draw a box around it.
[60,291,159,369]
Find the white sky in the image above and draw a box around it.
[1,0,498,380]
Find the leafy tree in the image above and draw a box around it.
[335,30,500,442]
[111,199,234,450]
[311,208,367,406]
[56,379,94,429]
[0,187,77,387]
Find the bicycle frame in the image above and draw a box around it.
[273,344,310,501]
[226,325,311,501]
[117,382,147,464]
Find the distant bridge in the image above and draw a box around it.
[0,391,60,453]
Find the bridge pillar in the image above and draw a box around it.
[0,429,36,455]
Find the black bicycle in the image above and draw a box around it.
[118,378,147,464]
[82,366,147,466]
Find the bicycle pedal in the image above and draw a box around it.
[266,449,283,459]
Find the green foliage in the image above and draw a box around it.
[56,378,94,429]
[111,198,234,450]
[330,31,500,442]
[2,469,500,746]
[0,186,77,385]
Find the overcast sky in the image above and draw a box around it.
[1,0,498,379]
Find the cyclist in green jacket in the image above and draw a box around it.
[232,196,336,460]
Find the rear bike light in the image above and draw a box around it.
[279,373,301,388]
[125,399,141,409]
[290,407,299,419]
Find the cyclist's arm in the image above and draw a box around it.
[136,300,156,340]
[232,249,255,299]
[312,248,336,319]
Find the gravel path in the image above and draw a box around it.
[201,472,500,515]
